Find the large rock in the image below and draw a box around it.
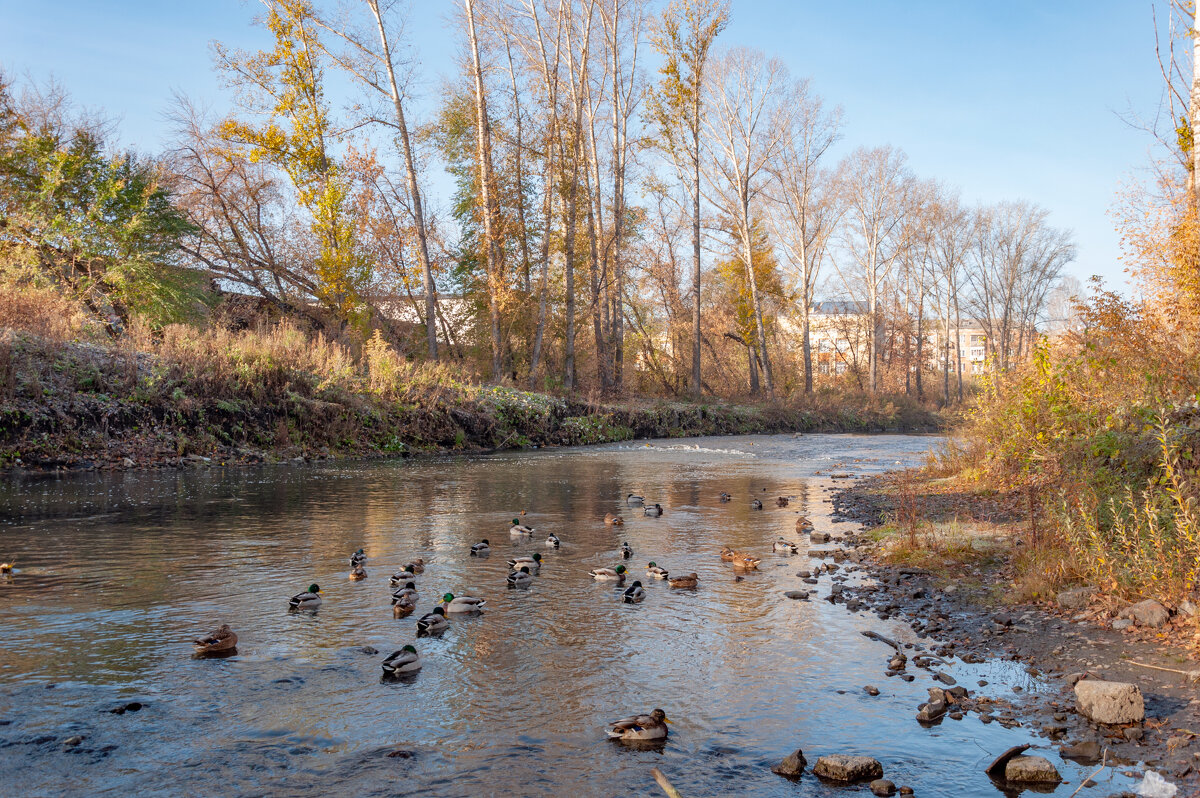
[771,749,807,777]
[813,755,884,783]
[1004,755,1061,784]
[1057,586,1094,610]
[1074,680,1145,724]
[1122,599,1170,628]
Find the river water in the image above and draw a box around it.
[0,434,1135,797]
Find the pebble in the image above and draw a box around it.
[870,778,896,796]
[865,685,880,696]
[63,735,84,747]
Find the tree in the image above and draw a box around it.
[648,0,729,398]
[715,216,783,394]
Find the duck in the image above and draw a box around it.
[773,539,799,554]
[440,593,486,613]
[391,582,418,605]
[545,532,561,548]
[620,542,633,559]
[646,562,669,579]
[668,572,699,589]
[510,518,534,536]
[622,581,646,603]
[416,606,448,634]
[604,513,624,526]
[471,539,491,556]
[349,564,368,580]
[719,546,736,562]
[719,492,732,502]
[589,565,627,582]
[507,566,533,587]
[405,558,425,574]
[626,493,645,506]
[750,499,763,510]
[392,597,417,618]
[507,552,542,572]
[776,496,789,507]
[288,583,322,611]
[732,553,761,570]
[381,644,422,675]
[643,503,663,517]
[795,517,813,532]
[193,623,238,654]
[350,548,366,567]
[389,568,417,586]
[606,708,670,741]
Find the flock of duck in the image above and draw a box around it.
[190,491,807,743]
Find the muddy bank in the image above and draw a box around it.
[0,331,942,472]
[823,475,1200,795]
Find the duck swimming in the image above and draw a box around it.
[773,539,799,554]
[507,566,533,588]
[391,582,418,605]
[668,572,699,588]
[389,568,417,586]
[620,542,633,559]
[510,518,534,536]
[507,552,541,572]
[471,539,491,555]
[719,492,731,502]
[440,593,486,613]
[193,624,238,655]
[405,558,425,574]
[646,562,669,579]
[606,708,670,741]
[349,564,367,580]
[643,504,663,517]
[750,499,763,510]
[626,493,644,506]
[545,533,561,548]
[288,584,322,611]
[417,606,448,634]
[776,497,789,507]
[589,565,627,582]
[604,513,624,526]
[381,644,422,675]
[350,548,366,567]
[622,581,646,603]
[392,597,417,618]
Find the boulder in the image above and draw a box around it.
[870,779,897,796]
[1074,680,1144,724]
[772,748,807,777]
[916,699,947,723]
[1057,586,1094,610]
[1060,740,1102,763]
[1122,599,1170,628]
[1004,755,1061,784]
[813,755,884,783]
[1179,600,1197,617]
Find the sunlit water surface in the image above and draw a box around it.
[0,434,1136,797]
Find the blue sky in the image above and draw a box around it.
[0,1,1166,288]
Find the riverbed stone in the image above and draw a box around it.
[783,590,809,600]
[864,685,880,696]
[1122,599,1170,628]
[772,748,807,777]
[1074,679,1145,724]
[916,699,947,723]
[1112,619,1133,631]
[870,778,897,796]
[1057,586,1094,610]
[813,755,883,783]
[1004,755,1061,784]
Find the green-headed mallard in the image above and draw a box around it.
[471,539,491,556]
[620,542,633,559]
[510,519,534,536]
[643,503,663,517]
[416,606,448,634]
[626,493,644,506]
[605,512,624,526]
[349,564,367,580]
[507,552,541,572]
[507,566,533,588]
[668,572,699,588]
[589,565,627,582]
[389,568,417,586]
[440,592,486,613]
[606,708,670,741]
[288,583,322,611]
[381,644,422,675]
[646,562,669,579]
[622,580,646,603]
[405,558,425,574]
[350,548,366,567]
[193,623,238,654]
[773,539,799,554]
[545,533,561,548]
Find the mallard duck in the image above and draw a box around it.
[773,539,799,554]
[417,606,448,634]
[606,708,670,741]
[604,512,624,526]
[193,623,238,654]
[349,564,368,580]
[0,560,15,574]
[471,539,491,555]
[620,542,633,559]
[510,518,534,536]
[622,580,646,603]
[626,493,644,506]
[750,499,763,510]
[392,597,417,618]
[349,548,366,567]
[668,572,699,588]
[646,562,669,579]
[776,496,789,507]
[644,503,663,517]
[732,553,761,570]
[507,552,541,572]
[719,492,731,502]
[405,558,425,574]
[507,566,533,587]
[719,546,736,561]
[288,584,322,611]
[381,644,422,675]
[795,517,813,532]
[389,568,417,585]
[545,532,561,548]
[589,565,627,582]
[391,582,418,604]
[440,592,486,613]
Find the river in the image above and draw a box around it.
[0,434,1134,796]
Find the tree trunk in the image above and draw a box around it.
[802,299,813,394]
[1193,5,1200,213]
[741,190,773,397]
[690,99,702,398]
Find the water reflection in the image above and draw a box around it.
[0,434,1133,796]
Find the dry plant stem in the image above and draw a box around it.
[1128,660,1200,684]
[651,768,684,798]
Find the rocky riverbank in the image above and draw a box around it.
[819,475,1200,796]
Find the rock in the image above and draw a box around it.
[813,755,884,783]
[916,700,947,723]
[63,735,84,747]
[783,590,809,600]
[1057,586,1095,610]
[1180,600,1197,617]
[1074,680,1145,724]
[1122,599,1171,628]
[864,685,880,696]
[1112,619,1133,631]
[796,570,812,578]
[985,744,1030,778]
[810,532,831,543]
[1123,725,1144,741]
[945,686,968,701]
[898,789,914,796]
[772,748,807,777]
[992,612,1014,626]
[121,457,135,468]
[933,671,956,685]
[870,778,897,796]
[1004,755,1062,784]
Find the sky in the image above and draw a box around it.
[0,0,1169,290]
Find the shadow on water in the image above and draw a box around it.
[0,434,1140,797]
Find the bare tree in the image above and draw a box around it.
[927,189,970,403]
